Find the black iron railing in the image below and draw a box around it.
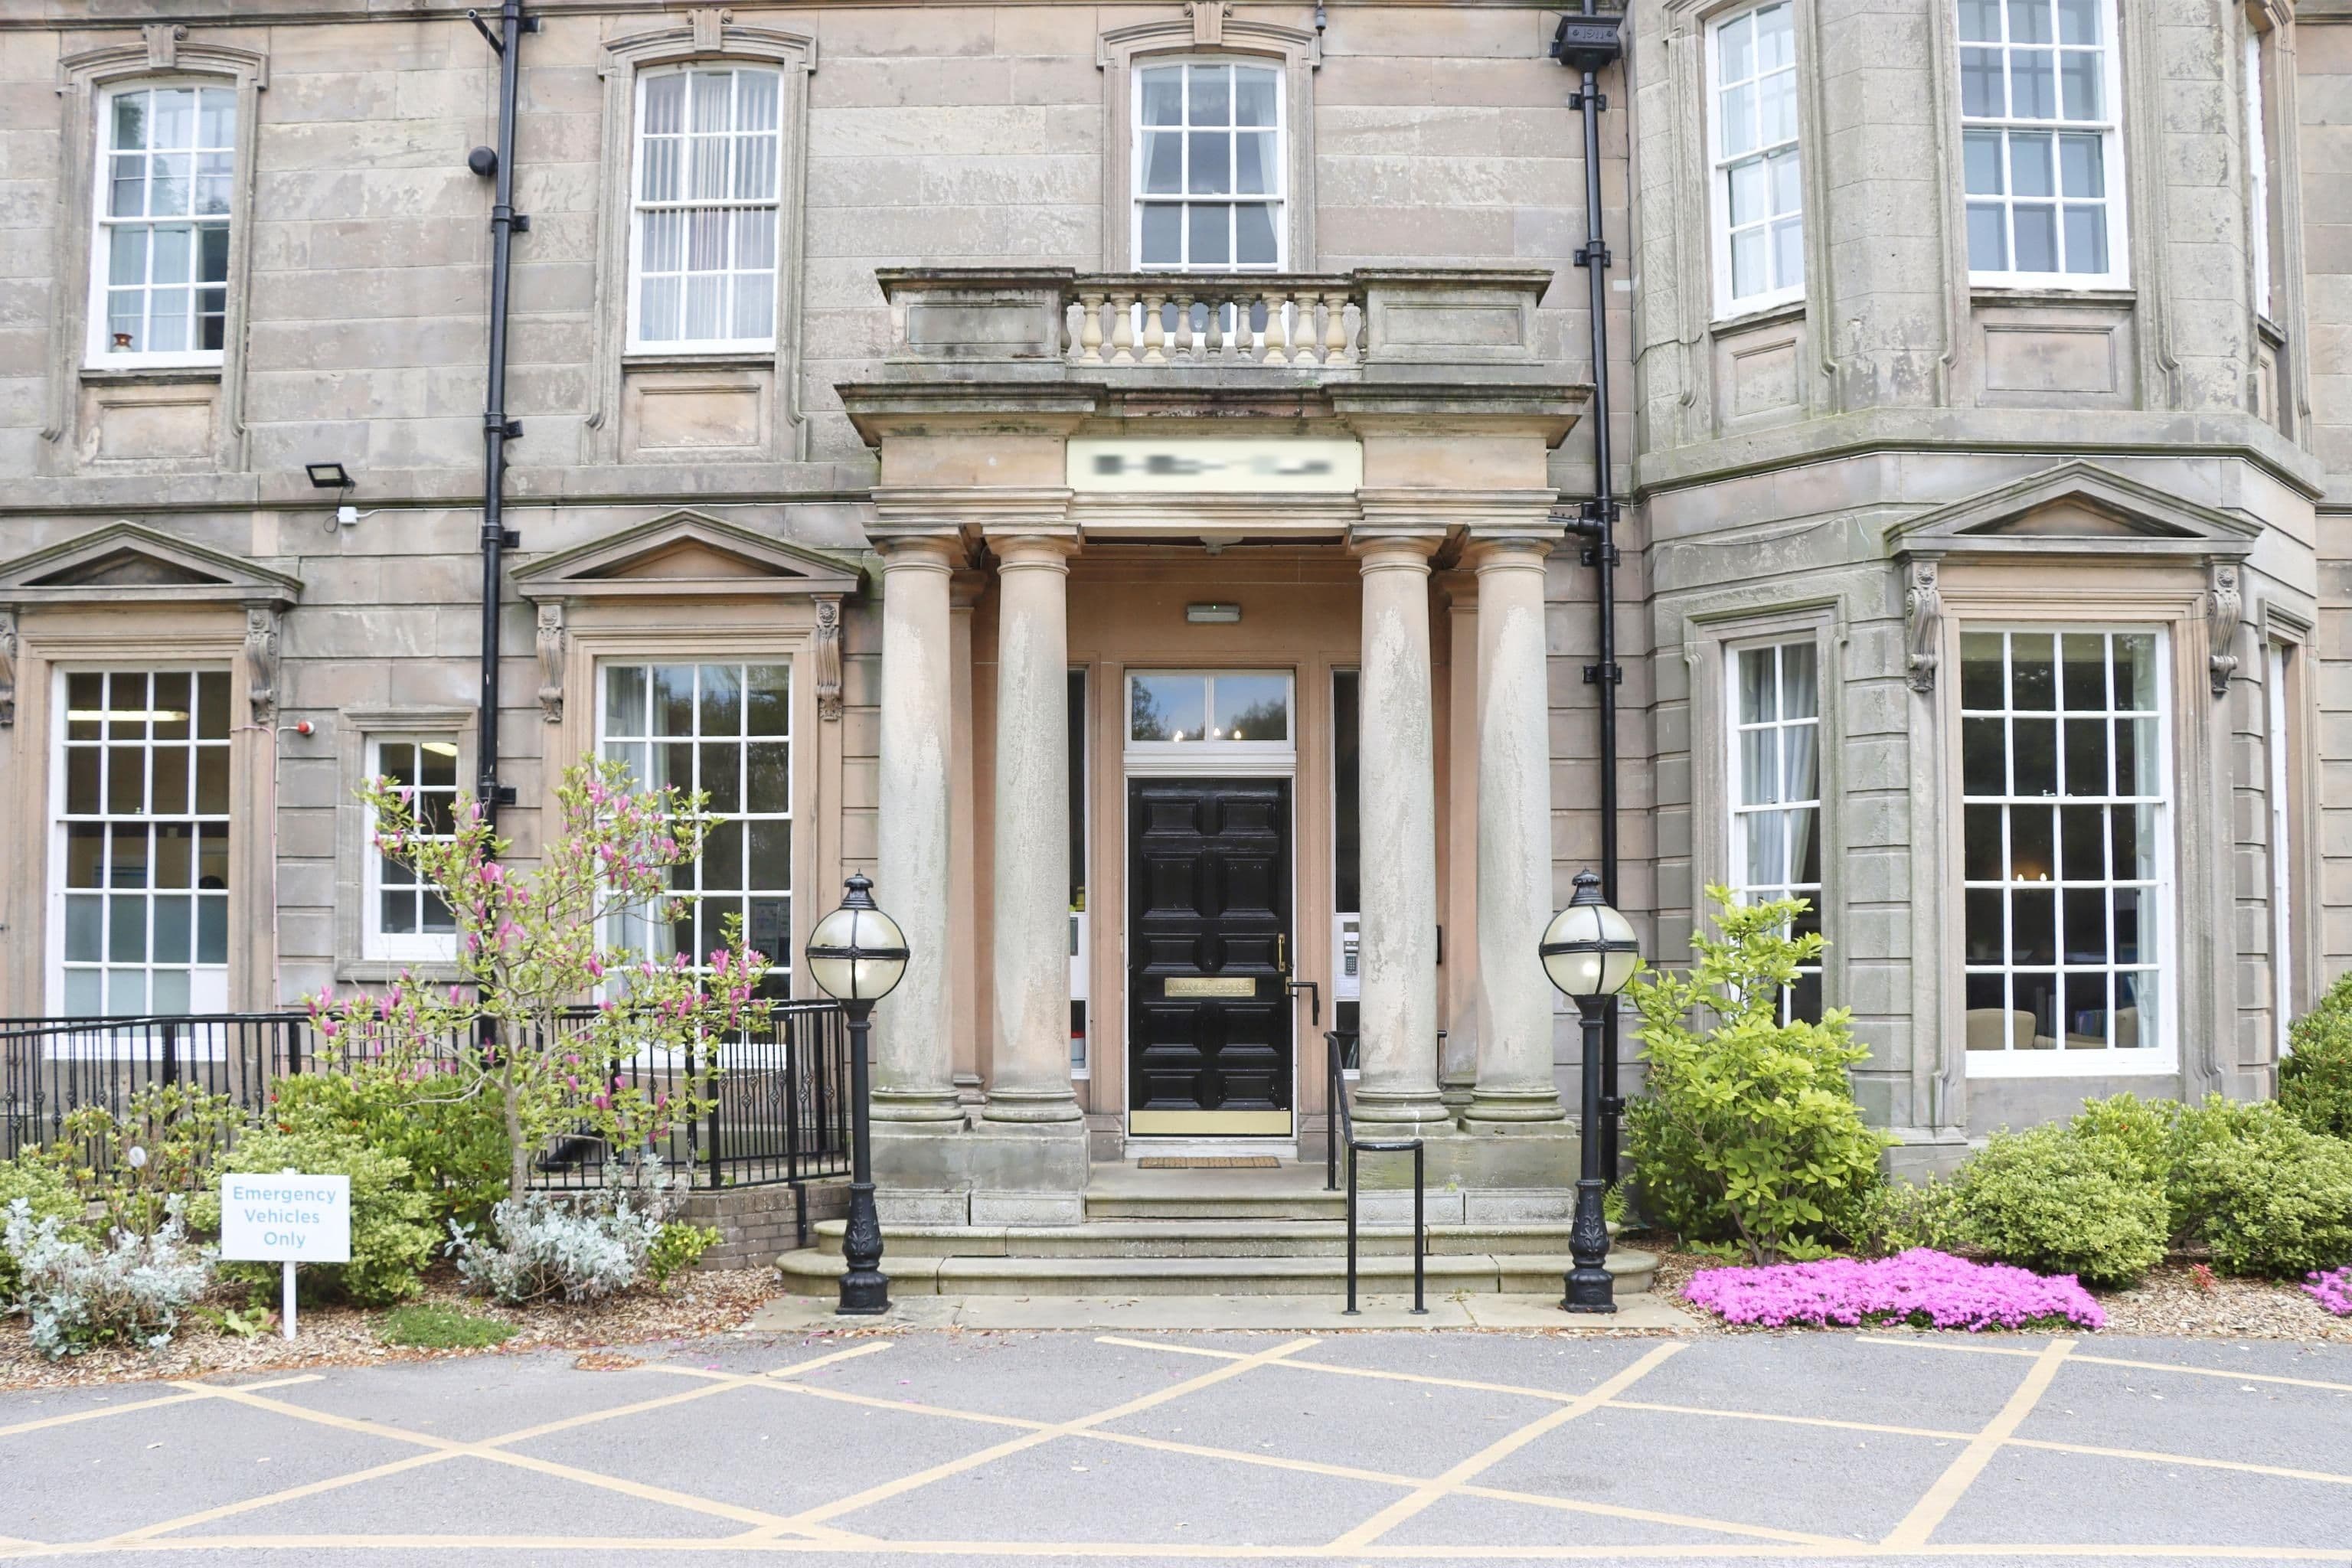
[0,1004,850,1207]
[1322,1028,1426,1315]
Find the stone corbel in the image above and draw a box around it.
[1903,560,1942,694]
[689,7,732,51]
[143,22,186,70]
[535,602,566,723]
[0,608,16,728]
[243,606,279,725]
[813,594,844,721]
[2208,561,2243,698]
[1187,0,1230,45]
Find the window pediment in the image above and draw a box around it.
[1890,462,2257,562]
[0,521,300,606]
[512,511,864,602]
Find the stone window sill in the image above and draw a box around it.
[1708,298,1807,338]
[80,364,224,386]
[1968,286,2135,310]
[622,351,776,373]
[336,959,464,986]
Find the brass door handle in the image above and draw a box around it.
[1277,934,1289,975]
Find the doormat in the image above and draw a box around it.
[1135,1156,1280,1170]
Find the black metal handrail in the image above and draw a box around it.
[1323,1029,1426,1316]
[0,1004,849,1217]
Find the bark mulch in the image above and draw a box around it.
[0,1266,786,1392]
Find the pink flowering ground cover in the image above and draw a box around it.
[1682,1249,2106,1332]
[2309,1266,2352,1318]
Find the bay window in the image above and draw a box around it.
[1708,2,1805,315]
[1728,640,1823,1022]
[1960,629,2170,1070]
[1957,0,2128,286]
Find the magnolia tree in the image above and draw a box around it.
[310,759,772,1199]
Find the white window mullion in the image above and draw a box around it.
[628,64,783,354]
[1956,0,2128,288]
[1707,2,1805,317]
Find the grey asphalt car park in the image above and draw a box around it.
[1,1327,2347,1566]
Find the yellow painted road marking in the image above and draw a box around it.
[767,1335,1324,1537]
[0,1374,324,1439]
[1328,1341,1687,1550]
[1606,1399,1974,1442]
[1859,1336,2352,1395]
[2006,1436,2352,1488]
[1882,1337,2076,1549]
[95,1346,895,1548]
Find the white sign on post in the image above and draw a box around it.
[219,1170,351,1341]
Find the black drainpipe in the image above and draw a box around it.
[466,1,534,824]
[1552,3,1626,1172]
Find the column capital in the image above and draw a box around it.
[1348,531,1445,568]
[1462,534,1557,572]
[874,534,962,572]
[987,531,1081,570]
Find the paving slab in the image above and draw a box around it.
[1932,1441,2352,1550]
[0,1387,419,1544]
[1478,1400,1966,1544]
[826,1428,1408,1547]
[2020,1354,2352,1473]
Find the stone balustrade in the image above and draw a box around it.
[872,266,1553,375]
[1064,276,1363,368]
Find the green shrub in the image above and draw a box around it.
[648,1221,721,1287]
[379,1302,518,1349]
[0,1160,88,1305]
[1626,889,1891,1265]
[2281,981,2352,1141]
[1955,1125,2168,1289]
[194,1126,437,1306]
[2068,1093,2177,1185]
[1844,1177,1974,1259]
[269,1067,510,1229]
[2164,1095,2352,1278]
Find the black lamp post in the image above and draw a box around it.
[804,873,908,1315]
[1539,868,1642,1314]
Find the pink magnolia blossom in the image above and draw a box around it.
[1682,1250,2106,1333]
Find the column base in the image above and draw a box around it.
[1461,1086,1570,1127]
[1347,1088,1456,1135]
[978,1087,1087,1125]
[870,1089,969,1125]
[1353,1123,1583,1221]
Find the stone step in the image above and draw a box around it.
[810,1217,1589,1259]
[776,1246,1659,1298]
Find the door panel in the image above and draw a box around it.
[1127,777,1293,1133]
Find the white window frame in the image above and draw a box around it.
[2245,27,2272,322]
[624,62,787,356]
[1123,669,1297,763]
[1958,626,2177,1078]
[1726,638,1824,1023]
[1705,2,1807,318]
[2267,639,2294,1055]
[594,659,795,993]
[1956,0,2132,290]
[362,734,463,965]
[85,79,237,371]
[1131,56,1289,273]
[47,665,234,1017]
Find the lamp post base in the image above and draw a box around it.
[1559,1177,1617,1315]
[837,1179,890,1316]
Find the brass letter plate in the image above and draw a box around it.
[1164,976,1256,998]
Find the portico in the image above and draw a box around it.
[839,267,1592,1226]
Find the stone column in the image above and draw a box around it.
[1466,537,1568,1125]
[871,535,965,1125]
[981,534,1085,1125]
[948,570,985,1104]
[1350,534,1453,1132]
[1438,570,1482,1109]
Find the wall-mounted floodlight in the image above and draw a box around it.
[1186,603,1242,624]
[305,462,351,489]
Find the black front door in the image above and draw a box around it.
[1128,777,1293,1134]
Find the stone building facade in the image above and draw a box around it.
[0,0,2342,1218]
